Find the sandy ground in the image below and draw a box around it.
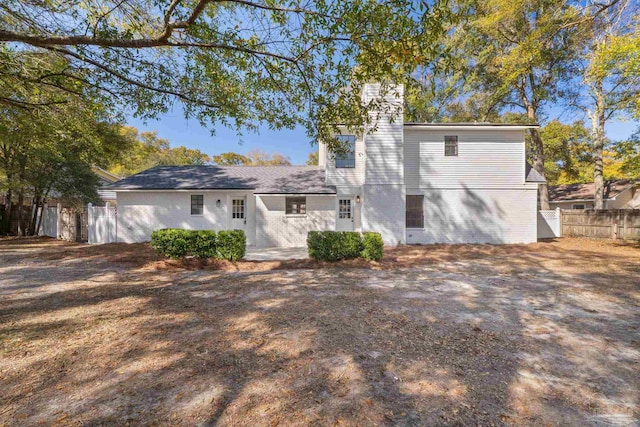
[0,237,638,426]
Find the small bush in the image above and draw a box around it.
[216,229,246,261]
[150,228,190,259]
[191,230,217,258]
[307,231,364,261]
[361,232,384,261]
[151,228,245,260]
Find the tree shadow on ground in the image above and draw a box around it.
[0,239,638,426]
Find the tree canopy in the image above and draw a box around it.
[0,0,451,147]
[108,127,211,176]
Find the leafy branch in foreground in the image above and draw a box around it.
[0,0,452,145]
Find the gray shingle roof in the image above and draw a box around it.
[549,179,636,202]
[106,165,336,194]
[525,163,546,183]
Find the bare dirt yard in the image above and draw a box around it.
[1,237,639,426]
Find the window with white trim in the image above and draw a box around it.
[191,195,203,215]
[286,197,306,215]
[444,136,458,156]
[571,203,586,210]
[335,135,356,168]
[338,199,352,219]
[406,195,424,228]
[232,199,245,219]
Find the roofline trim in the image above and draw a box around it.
[404,123,540,130]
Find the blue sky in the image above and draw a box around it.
[127,109,640,166]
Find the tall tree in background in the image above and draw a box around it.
[0,50,129,235]
[0,0,451,147]
[573,0,640,208]
[306,152,319,166]
[109,127,210,176]
[445,0,584,209]
[212,152,251,166]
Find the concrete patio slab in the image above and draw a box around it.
[244,246,308,261]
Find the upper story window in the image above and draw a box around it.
[444,136,458,156]
[191,195,204,215]
[335,135,356,168]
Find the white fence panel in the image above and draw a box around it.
[537,209,561,239]
[88,204,117,244]
[41,206,59,238]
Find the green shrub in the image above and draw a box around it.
[361,232,384,261]
[190,230,217,259]
[216,229,246,261]
[150,228,190,259]
[307,231,364,261]
[151,228,244,260]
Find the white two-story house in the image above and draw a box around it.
[108,84,544,247]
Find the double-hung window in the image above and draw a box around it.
[191,195,204,215]
[406,195,424,228]
[335,135,356,168]
[444,136,458,156]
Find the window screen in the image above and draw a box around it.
[191,195,204,215]
[286,197,306,214]
[406,195,424,228]
[444,136,458,156]
[335,135,356,168]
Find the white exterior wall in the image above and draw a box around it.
[116,190,255,244]
[255,195,336,247]
[549,201,595,210]
[324,135,366,187]
[404,129,525,188]
[406,188,538,244]
[361,184,406,245]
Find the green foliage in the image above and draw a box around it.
[216,230,247,261]
[151,228,246,260]
[191,230,218,259]
[306,151,319,166]
[361,232,384,261]
[213,152,251,165]
[109,127,211,176]
[0,0,452,143]
[150,229,191,259]
[307,231,367,262]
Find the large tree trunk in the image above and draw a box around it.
[592,79,606,210]
[524,98,549,209]
[28,193,42,236]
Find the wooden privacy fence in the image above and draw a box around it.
[562,209,640,241]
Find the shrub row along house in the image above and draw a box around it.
[107,84,545,247]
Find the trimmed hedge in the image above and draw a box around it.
[216,230,246,261]
[307,231,384,261]
[361,232,384,261]
[150,228,245,260]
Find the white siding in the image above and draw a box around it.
[404,129,526,188]
[116,190,255,244]
[361,184,406,245]
[255,195,335,248]
[324,135,366,187]
[363,84,404,185]
[405,188,538,244]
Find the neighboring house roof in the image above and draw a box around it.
[107,165,336,194]
[91,167,122,184]
[525,163,546,183]
[549,180,636,202]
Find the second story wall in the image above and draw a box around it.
[363,84,404,185]
[324,134,365,187]
[404,128,526,189]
